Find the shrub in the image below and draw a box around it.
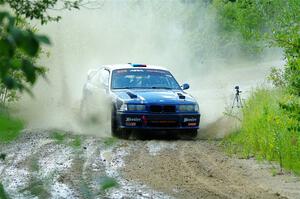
[224,88,300,174]
[0,111,24,143]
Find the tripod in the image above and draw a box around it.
[232,86,243,108]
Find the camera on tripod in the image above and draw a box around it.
[235,86,242,95]
[232,85,243,108]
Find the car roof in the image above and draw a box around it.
[102,64,168,71]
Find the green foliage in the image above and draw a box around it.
[5,0,81,24]
[0,183,10,199]
[213,0,269,54]
[0,0,88,99]
[216,1,300,173]
[0,111,24,143]
[28,157,40,172]
[103,137,118,147]
[212,0,300,94]
[99,176,118,191]
[71,135,81,148]
[0,10,50,95]
[223,88,300,174]
[51,131,66,144]
[21,178,51,198]
[275,24,300,96]
[268,67,286,88]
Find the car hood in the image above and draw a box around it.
[111,89,197,104]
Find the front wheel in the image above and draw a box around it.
[111,106,130,139]
[179,130,198,140]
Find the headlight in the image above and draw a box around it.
[119,104,146,111]
[119,104,128,111]
[128,104,146,111]
[178,104,198,112]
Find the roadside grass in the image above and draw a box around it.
[0,111,24,143]
[51,131,66,144]
[103,137,118,147]
[77,176,119,198]
[0,183,10,199]
[71,135,82,148]
[223,88,300,174]
[21,178,51,198]
[51,132,84,149]
[99,176,118,191]
[28,157,40,172]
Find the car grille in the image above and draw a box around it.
[149,105,176,113]
[146,114,179,127]
[148,120,179,127]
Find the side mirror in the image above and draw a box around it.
[181,83,190,90]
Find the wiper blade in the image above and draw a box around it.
[151,86,172,89]
[113,87,131,89]
[113,87,142,89]
[113,87,173,89]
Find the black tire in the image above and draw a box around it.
[179,130,198,140]
[117,129,131,139]
[111,106,118,137]
[188,130,198,139]
[111,106,130,139]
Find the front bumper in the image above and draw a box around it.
[116,112,200,130]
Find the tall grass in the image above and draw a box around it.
[223,88,300,174]
[0,110,24,143]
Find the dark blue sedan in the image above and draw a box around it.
[81,64,200,139]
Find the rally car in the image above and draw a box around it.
[81,64,200,139]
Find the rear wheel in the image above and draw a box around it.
[111,106,130,139]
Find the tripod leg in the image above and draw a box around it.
[232,95,237,108]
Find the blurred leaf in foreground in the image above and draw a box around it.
[99,176,119,191]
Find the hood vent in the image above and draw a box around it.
[177,93,186,99]
[126,91,138,99]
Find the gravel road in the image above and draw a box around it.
[0,130,299,199]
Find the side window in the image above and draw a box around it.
[100,69,110,87]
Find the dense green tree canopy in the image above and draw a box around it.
[213,0,300,95]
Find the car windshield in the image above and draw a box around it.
[111,69,181,90]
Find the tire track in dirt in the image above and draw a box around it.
[1,131,299,198]
[122,140,287,199]
[178,142,232,199]
[178,142,282,198]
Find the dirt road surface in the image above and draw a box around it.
[0,130,299,199]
